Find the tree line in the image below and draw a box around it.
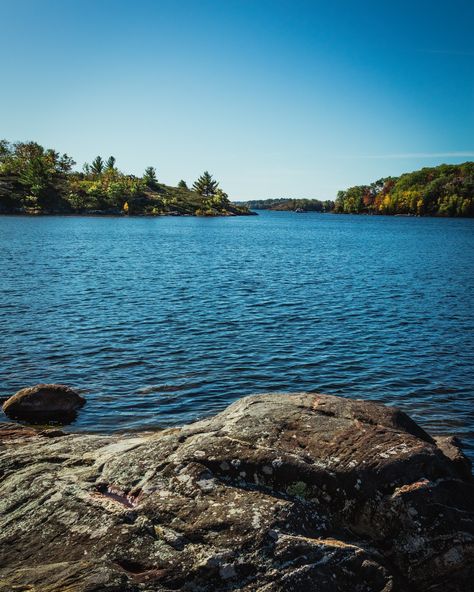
[0,140,250,216]
[242,198,334,212]
[334,163,474,217]
[1,140,472,217]
[243,163,474,217]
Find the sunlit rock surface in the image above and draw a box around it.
[0,393,473,591]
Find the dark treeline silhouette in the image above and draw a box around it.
[242,198,334,212]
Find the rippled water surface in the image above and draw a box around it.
[1,213,473,458]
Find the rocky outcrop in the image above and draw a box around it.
[2,383,85,423]
[0,392,472,591]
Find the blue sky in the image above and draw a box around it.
[1,0,473,199]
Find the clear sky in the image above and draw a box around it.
[1,0,473,200]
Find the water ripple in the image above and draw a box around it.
[0,212,473,460]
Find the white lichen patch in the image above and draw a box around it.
[252,511,262,529]
[379,443,410,459]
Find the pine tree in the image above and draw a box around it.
[178,179,188,189]
[91,156,104,175]
[144,166,158,187]
[106,156,116,170]
[192,171,219,197]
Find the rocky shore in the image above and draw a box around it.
[0,392,473,591]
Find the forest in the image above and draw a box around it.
[0,140,252,216]
[334,162,474,216]
[243,163,474,217]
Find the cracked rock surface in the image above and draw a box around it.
[0,392,473,591]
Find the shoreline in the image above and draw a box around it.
[0,209,258,218]
[1,210,473,218]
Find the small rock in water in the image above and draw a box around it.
[2,383,85,424]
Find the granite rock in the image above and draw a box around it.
[0,392,472,591]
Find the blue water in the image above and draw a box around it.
[0,212,473,459]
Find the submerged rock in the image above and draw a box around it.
[0,392,472,591]
[2,383,85,423]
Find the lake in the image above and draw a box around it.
[1,212,473,459]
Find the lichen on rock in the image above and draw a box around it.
[0,392,473,591]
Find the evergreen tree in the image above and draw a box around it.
[57,153,75,174]
[144,166,158,187]
[0,139,10,163]
[91,156,104,175]
[19,156,51,200]
[193,171,219,197]
[106,156,116,170]
[178,179,188,189]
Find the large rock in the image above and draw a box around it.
[2,383,85,423]
[0,392,472,591]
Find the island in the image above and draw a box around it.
[0,140,254,217]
